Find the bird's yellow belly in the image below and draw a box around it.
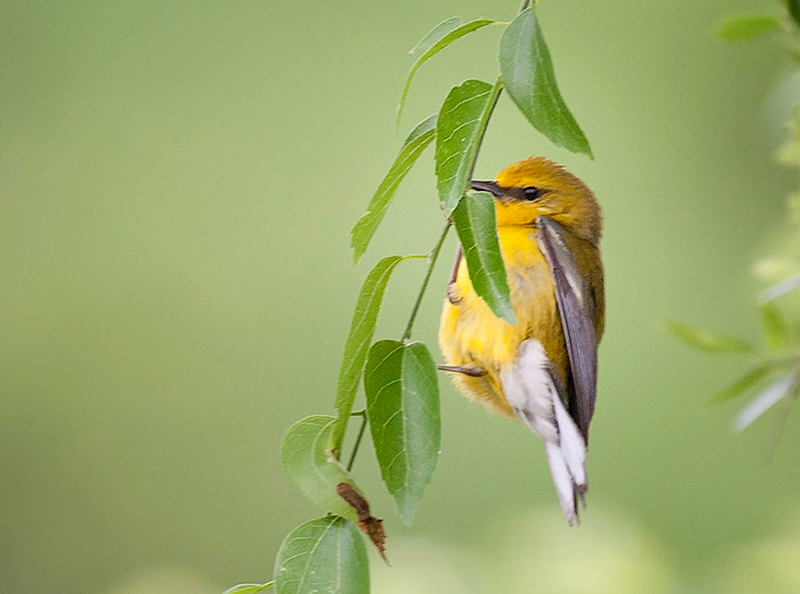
[438,227,566,417]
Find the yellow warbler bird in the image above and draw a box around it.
[439,156,604,524]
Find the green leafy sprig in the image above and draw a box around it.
[228,1,593,591]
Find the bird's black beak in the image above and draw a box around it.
[470,180,504,197]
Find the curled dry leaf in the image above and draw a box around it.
[336,482,389,565]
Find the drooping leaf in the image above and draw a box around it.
[664,321,754,353]
[365,340,441,524]
[274,517,369,594]
[409,16,463,55]
[223,583,274,594]
[281,415,362,522]
[451,192,515,323]
[733,372,799,432]
[761,302,790,351]
[499,7,592,157]
[333,255,421,452]
[708,364,773,406]
[351,115,437,262]
[397,18,496,125]
[435,79,503,215]
[715,14,780,40]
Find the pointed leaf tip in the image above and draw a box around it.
[351,115,437,262]
[397,18,496,126]
[409,16,463,55]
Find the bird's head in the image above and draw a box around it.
[471,156,601,244]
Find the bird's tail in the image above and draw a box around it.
[544,442,586,525]
[546,389,588,525]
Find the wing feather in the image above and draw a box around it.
[536,216,598,441]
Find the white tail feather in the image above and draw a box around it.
[552,393,587,490]
[500,339,588,524]
[545,442,577,524]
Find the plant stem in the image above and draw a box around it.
[402,222,451,341]
[346,414,369,472]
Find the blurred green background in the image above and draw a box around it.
[3,0,800,592]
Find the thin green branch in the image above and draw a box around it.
[346,414,369,472]
[402,222,452,341]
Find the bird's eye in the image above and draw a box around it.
[522,186,542,201]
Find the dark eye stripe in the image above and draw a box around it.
[473,183,550,201]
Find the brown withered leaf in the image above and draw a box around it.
[336,482,389,564]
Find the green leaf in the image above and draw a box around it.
[274,517,369,594]
[351,115,437,262]
[409,16,463,54]
[451,192,516,323]
[281,415,362,522]
[708,364,773,406]
[222,583,274,594]
[333,255,420,452]
[499,7,592,157]
[789,1,800,27]
[715,14,780,40]
[664,321,754,353]
[761,303,790,351]
[435,79,503,215]
[365,340,441,524]
[397,18,496,125]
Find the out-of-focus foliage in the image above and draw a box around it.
[668,0,800,441]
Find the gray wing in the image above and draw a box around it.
[536,216,598,441]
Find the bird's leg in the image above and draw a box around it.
[437,364,487,377]
[447,244,463,305]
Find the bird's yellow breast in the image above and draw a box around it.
[439,223,602,417]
